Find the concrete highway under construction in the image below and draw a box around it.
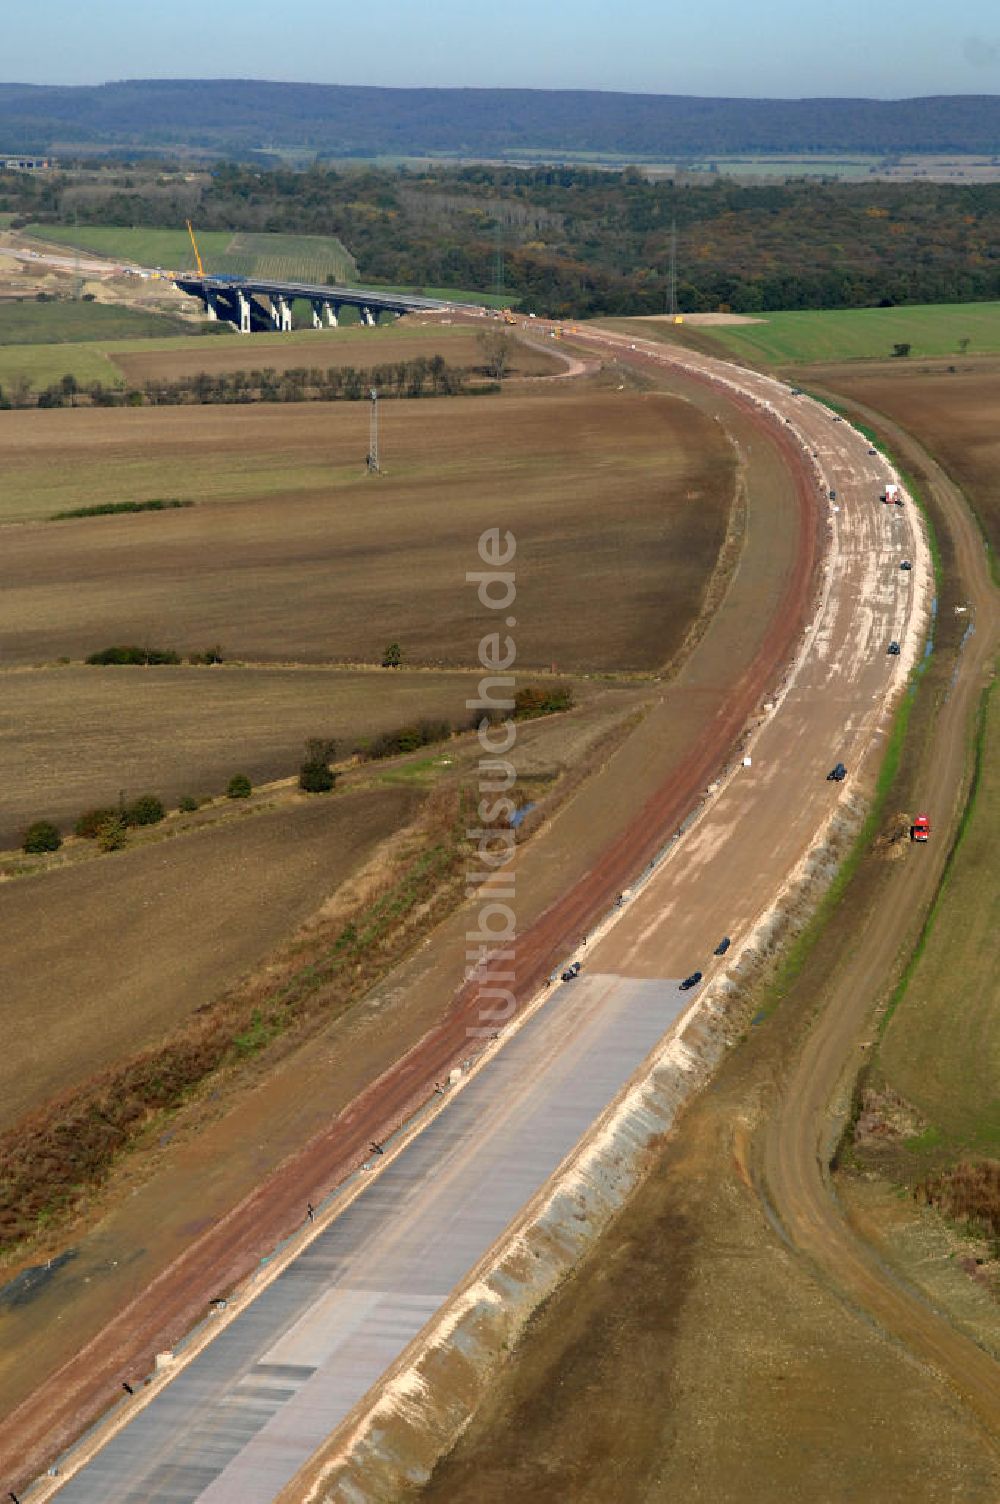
[28,326,931,1502]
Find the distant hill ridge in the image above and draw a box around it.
[1,80,999,156]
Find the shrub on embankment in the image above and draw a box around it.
[21,820,62,854]
[917,1161,1000,1254]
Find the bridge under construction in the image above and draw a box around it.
[172,272,462,333]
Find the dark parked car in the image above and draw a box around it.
[679,971,703,991]
[900,559,913,571]
[827,763,847,782]
[714,936,731,955]
[560,961,582,982]
[888,641,901,656]
[868,447,878,455]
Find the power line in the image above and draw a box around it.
[667,218,678,319]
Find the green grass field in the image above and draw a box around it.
[875,685,999,1158]
[0,342,124,392]
[699,302,1000,365]
[0,299,196,346]
[25,224,233,271]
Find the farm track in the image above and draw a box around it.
[0,335,821,1491]
[755,397,1000,1437]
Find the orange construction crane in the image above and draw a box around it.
[186,219,205,277]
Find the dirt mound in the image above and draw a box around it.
[873,810,912,859]
[854,1085,926,1146]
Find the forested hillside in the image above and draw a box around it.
[5,162,1000,317]
[1,80,1000,156]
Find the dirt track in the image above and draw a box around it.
[755,396,1000,1436]
[0,341,820,1490]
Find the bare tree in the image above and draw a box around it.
[477,331,512,381]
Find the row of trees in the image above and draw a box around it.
[1,356,472,411]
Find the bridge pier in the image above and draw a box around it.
[324,302,340,327]
[361,305,375,326]
[270,294,293,332]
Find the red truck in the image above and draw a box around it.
[911,814,930,842]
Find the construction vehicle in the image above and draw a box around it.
[911,814,931,842]
[500,307,516,325]
[186,219,205,277]
[884,483,902,505]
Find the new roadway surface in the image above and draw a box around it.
[39,337,926,1500]
[52,977,685,1503]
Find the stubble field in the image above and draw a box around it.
[109,322,559,385]
[0,389,735,671]
[0,665,489,844]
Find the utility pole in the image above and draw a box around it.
[366,388,380,474]
[666,217,678,320]
[493,219,505,300]
[73,208,83,301]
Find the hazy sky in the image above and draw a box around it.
[6,0,1000,96]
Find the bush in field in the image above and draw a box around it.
[123,793,165,827]
[355,717,453,762]
[178,795,199,813]
[513,684,575,720]
[188,644,224,665]
[96,815,128,852]
[75,806,117,839]
[299,737,337,793]
[86,645,181,666]
[22,820,62,854]
[299,761,336,792]
[382,642,402,668]
[227,773,252,799]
